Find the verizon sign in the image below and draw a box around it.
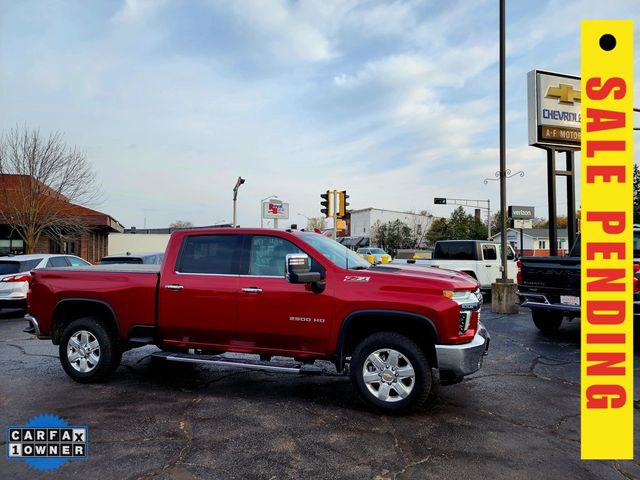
[527,70,581,149]
[508,205,534,220]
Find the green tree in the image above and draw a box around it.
[426,218,450,244]
[468,216,488,240]
[448,207,470,239]
[426,207,488,244]
[370,220,414,257]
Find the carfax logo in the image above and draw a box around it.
[6,414,89,472]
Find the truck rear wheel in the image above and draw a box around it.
[350,332,432,413]
[532,310,563,333]
[59,317,121,383]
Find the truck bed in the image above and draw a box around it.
[29,266,160,340]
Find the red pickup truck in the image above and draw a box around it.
[25,228,489,412]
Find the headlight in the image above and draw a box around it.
[443,289,482,333]
[442,290,474,302]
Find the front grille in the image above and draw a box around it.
[459,311,471,333]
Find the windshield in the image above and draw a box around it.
[298,234,370,269]
[369,248,386,254]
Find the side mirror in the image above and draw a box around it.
[286,254,321,284]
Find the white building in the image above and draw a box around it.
[490,228,572,255]
[108,225,232,255]
[108,227,171,255]
[347,208,433,247]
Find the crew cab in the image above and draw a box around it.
[25,228,489,412]
[392,240,517,291]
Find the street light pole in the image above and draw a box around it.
[499,0,507,282]
[260,195,279,228]
[232,176,245,228]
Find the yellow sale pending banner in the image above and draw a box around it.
[581,20,633,459]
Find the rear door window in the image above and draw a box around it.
[177,235,241,274]
[47,257,70,268]
[482,244,497,261]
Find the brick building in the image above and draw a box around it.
[0,175,124,263]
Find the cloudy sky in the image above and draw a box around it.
[1,0,638,228]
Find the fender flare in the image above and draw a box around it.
[52,298,120,342]
[334,309,439,371]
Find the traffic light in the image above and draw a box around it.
[434,197,447,204]
[337,190,350,218]
[320,191,332,218]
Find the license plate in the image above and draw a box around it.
[560,295,580,306]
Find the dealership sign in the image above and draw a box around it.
[262,199,289,219]
[528,70,581,149]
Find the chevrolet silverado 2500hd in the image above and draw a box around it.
[24,228,489,412]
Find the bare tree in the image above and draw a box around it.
[406,210,432,248]
[170,220,195,229]
[306,217,327,231]
[0,127,102,253]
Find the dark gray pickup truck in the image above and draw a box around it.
[517,230,640,333]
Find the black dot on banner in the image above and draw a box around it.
[599,34,616,51]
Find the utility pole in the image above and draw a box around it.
[499,0,507,282]
[487,199,491,239]
[492,0,518,314]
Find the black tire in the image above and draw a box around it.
[59,317,121,383]
[532,310,563,333]
[350,332,432,413]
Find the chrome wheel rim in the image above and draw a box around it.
[362,348,415,403]
[67,330,100,373]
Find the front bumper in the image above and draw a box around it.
[435,322,490,377]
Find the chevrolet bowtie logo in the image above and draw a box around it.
[545,83,581,104]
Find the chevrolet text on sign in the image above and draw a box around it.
[581,20,633,460]
[528,69,582,149]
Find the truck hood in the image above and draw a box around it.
[365,264,479,289]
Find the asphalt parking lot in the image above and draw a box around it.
[1,306,638,480]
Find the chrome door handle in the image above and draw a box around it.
[165,284,184,291]
[241,287,262,294]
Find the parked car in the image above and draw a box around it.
[356,247,392,264]
[392,240,517,291]
[517,230,640,333]
[25,228,489,413]
[99,252,164,265]
[0,254,90,310]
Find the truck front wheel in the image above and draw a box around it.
[532,310,563,333]
[59,317,121,383]
[350,332,432,413]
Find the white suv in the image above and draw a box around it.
[0,254,90,310]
